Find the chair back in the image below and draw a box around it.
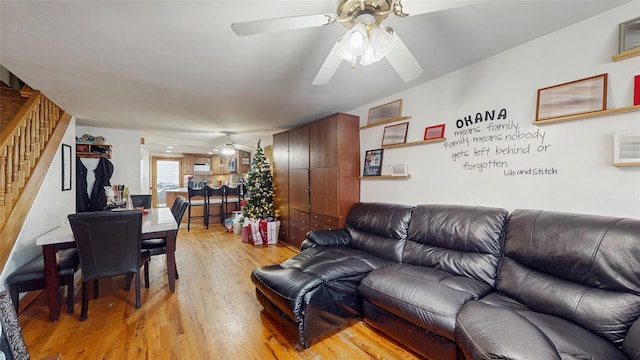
[223,185,242,203]
[68,211,143,282]
[207,186,224,203]
[187,186,207,203]
[130,194,152,209]
[172,196,189,223]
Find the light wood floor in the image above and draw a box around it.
[19,223,420,359]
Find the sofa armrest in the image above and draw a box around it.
[624,316,640,359]
[300,229,351,250]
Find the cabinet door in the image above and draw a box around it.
[183,155,193,174]
[310,114,339,168]
[272,132,290,242]
[309,167,339,217]
[289,169,309,212]
[288,125,309,170]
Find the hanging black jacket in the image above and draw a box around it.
[75,156,90,212]
[89,157,114,211]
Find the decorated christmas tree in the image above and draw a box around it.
[242,140,274,220]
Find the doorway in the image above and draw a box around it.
[151,157,182,208]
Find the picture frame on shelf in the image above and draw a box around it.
[363,149,383,176]
[634,75,640,106]
[535,73,607,122]
[614,131,640,165]
[368,99,403,125]
[424,124,446,140]
[61,143,72,191]
[619,16,640,53]
[391,164,408,177]
[382,122,409,146]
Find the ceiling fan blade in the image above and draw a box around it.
[231,14,335,36]
[312,41,343,86]
[400,0,481,17]
[385,35,423,83]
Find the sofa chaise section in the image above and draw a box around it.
[251,202,413,348]
[455,209,640,360]
[358,204,509,359]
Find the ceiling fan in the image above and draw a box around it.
[231,0,471,85]
[219,131,237,155]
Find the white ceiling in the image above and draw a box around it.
[0,0,629,154]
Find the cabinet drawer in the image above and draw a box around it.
[322,215,339,226]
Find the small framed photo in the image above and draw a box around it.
[391,164,408,177]
[363,149,383,176]
[382,122,409,147]
[535,73,607,122]
[368,99,402,125]
[619,16,640,53]
[614,131,640,165]
[424,124,446,140]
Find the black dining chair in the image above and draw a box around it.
[141,196,188,278]
[206,186,225,225]
[6,248,80,314]
[187,186,208,231]
[68,210,150,321]
[130,194,152,209]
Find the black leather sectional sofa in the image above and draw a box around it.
[251,202,640,359]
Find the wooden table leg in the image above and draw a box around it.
[165,229,177,292]
[42,245,61,321]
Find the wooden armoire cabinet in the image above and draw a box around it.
[273,113,360,248]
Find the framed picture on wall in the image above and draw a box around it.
[619,16,640,53]
[61,144,72,191]
[363,149,383,176]
[424,124,446,140]
[535,73,607,122]
[382,122,409,147]
[368,99,403,125]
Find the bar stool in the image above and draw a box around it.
[187,186,208,231]
[6,249,80,314]
[206,186,225,226]
[222,184,243,220]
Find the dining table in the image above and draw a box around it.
[36,207,178,321]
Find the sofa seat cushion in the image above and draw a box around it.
[456,300,629,360]
[252,246,393,321]
[359,263,494,341]
[251,246,395,348]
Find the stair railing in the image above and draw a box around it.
[0,88,70,267]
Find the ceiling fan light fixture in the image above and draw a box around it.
[222,145,236,155]
[336,23,397,67]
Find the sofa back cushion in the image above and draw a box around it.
[403,204,508,286]
[498,209,640,346]
[345,202,414,263]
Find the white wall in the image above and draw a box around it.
[0,118,77,289]
[353,2,640,219]
[76,126,143,194]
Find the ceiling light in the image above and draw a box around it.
[222,145,236,155]
[335,23,398,67]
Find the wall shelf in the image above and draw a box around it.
[533,105,640,125]
[76,143,111,159]
[611,47,640,62]
[359,175,411,179]
[359,116,412,130]
[382,137,446,149]
[613,162,640,167]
